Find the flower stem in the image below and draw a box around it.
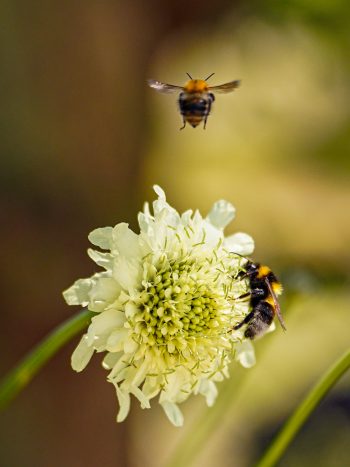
[256,349,350,467]
[0,309,93,411]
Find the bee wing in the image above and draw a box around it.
[208,80,241,93]
[265,278,287,331]
[147,79,183,94]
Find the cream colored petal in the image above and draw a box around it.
[235,340,256,368]
[130,386,151,409]
[206,200,236,230]
[116,386,131,422]
[160,368,190,403]
[153,185,166,200]
[106,328,128,352]
[108,355,130,380]
[102,352,121,370]
[142,378,161,400]
[198,379,218,407]
[87,309,125,349]
[123,337,139,354]
[88,226,113,249]
[62,278,92,306]
[224,232,255,256]
[89,309,124,334]
[89,277,121,312]
[112,223,142,258]
[124,301,139,318]
[113,256,142,292]
[181,209,193,225]
[266,321,276,334]
[87,248,113,270]
[137,211,151,235]
[152,186,179,225]
[202,220,223,248]
[160,400,184,427]
[71,335,94,372]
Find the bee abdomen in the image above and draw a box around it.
[186,116,204,128]
[179,99,208,115]
[178,93,214,127]
[244,301,274,340]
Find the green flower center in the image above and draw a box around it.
[131,256,230,351]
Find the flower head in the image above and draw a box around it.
[63,186,256,426]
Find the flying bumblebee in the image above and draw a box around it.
[147,73,240,129]
[234,260,286,340]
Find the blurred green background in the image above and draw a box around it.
[0,1,349,466]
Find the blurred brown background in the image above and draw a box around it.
[1,1,349,466]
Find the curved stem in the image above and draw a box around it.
[0,309,93,411]
[256,349,350,467]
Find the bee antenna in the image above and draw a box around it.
[186,72,193,79]
[204,73,215,81]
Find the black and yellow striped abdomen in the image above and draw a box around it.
[178,91,214,128]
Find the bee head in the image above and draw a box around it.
[245,261,259,275]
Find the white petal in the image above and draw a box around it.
[113,256,141,292]
[235,340,256,368]
[152,186,178,222]
[124,301,139,318]
[71,334,94,372]
[181,210,193,225]
[89,277,121,312]
[206,200,236,230]
[143,379,161,400]
[138,212,151,234]
[198,379,218,407]
[116,386,131,422]
[159,368,190,403]
[202,221,223,247]
[88,226,113,249]
[106,328,128,352]
[112,223,142,259]
[160,400,184,427]
[153,185,166,200]
[130,386,151,409]
[108,355,129,380]
[102,352,121,370]
[123,337,139,354]
[87,249,113,270]
[89,309,124,335]
[63,278,92,306]
[224,232,255,256]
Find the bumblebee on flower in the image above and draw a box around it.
[63,186,257,426]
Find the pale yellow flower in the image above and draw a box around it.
[63,186,255,426]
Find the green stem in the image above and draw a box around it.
[256,349,350,467]
[0,309,93,411]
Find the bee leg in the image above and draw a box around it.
[234,310,255,330]
[237,292,250,300]
[180,119,186,130]
[203,117,208,129]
